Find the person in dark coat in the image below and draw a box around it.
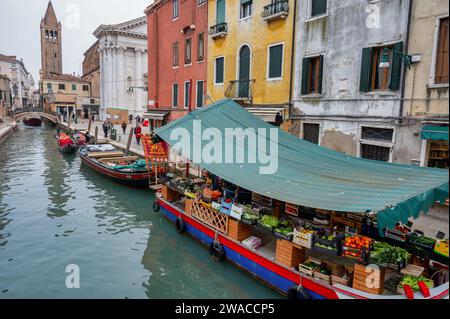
[102,121,109,138]
[134,124,142,145]
[121,121,127,135]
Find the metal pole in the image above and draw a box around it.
[94,126,98,144]
[126,126,133,155]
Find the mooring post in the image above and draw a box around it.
[94,126,98,144]
[88,117,92,133]
[126,127,133,155]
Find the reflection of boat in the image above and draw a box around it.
[23,117,42,127]
[78,144,151,188]
[57,133,77,154]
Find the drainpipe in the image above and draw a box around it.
[288,0,298,120]
[399,0,413,123]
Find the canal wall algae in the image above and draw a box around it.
[0,124,279,299]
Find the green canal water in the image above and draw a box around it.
[0,124,280,299]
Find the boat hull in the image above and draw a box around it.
[58,144,77,154]
[79,153,150,188]
[23,118,42,127]
[157,198,449,300]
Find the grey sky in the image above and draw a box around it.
[0,0,152,85]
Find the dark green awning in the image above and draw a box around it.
[156,99,449,234]
[421,125,448,141]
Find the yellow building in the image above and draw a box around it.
[207,0,295,125]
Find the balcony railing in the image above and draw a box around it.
[209,23,228,39]
[261,1,289,22]
[225,80,255,101]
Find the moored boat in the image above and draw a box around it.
[23,117,42,127]
[57,133,77,154]
[78,144,151,188]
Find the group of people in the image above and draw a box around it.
[102,117,143,145]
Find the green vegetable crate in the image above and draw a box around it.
[406,234,436,260]
[313,234,344,256]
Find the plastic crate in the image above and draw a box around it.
[314,234,344,256]
[406,234,436,260]
[293,229,315,249]
[274,229,293,241]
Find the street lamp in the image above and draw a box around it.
[379,47,413,69]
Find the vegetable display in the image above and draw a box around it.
[399,275,434,291]
[260,215,280,229]
[370,242,411,265]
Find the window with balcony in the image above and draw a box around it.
[301,55,323,95]
[262,0,289,21]
[240,0,253,19]
[267,43,284,79]
[215,57,225,85]
[173,42,179,67]
[185,38,192,65]
[172,0,179,19]
[210,0,227,39]
[197,33,204,61]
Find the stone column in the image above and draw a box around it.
[99,46,105,119]
[135,48,143,116]
[107,47,114,113]
[117,46,125,110]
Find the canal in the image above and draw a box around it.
[0,124,280,299]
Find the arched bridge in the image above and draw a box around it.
[13,109,59,124]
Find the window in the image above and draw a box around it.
[198,33,205,61]
[58,84,66,90]
[361,127,394,142]
[198,0,207,5]
[83,85,89,92]
[54,31,58,40]
[215,57,225,84]
[360,43,403,92]
[311,0,327,17]
[12,84,18,96]
[172,83,179,108]
[173,42,179,67]
[268,44,284,79]
[301,55,323,95]
[240,0,252,19]
[435,17,449,84]
[47,83,52,91]
[72,84,76,91]
[216,0,226,24]
[361,144,390,162]
[90,99,95,104]
[45,30,49,39]
[184,81,191,108]
[185,38,192,64]
[172,0,179,19]
[303,123,320,145]
[196,81,204,108]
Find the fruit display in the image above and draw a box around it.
[293,228,315,249]
[342,235,374,262]
[385,224,411,242]
[369,242,411,268]
[399,275,434,292]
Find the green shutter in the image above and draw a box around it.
[390,41,403,91]
[311,0,327,17]
[269,45,283,79]
[197,81,204,108]
[241,0,252,4]
[173,84,178,107]
[215,57,224,84]
[217,0,225,24]
[318,55,324,94]
[360,47,372,92]
[301,58,310,95]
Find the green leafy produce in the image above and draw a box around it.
[274,226,293,236]
[399,275,434,291]
[370,242,411,264]
[260,215,280,228]
[243,212,260,221]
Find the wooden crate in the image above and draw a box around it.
[352,264,386,295]
[314,271,331,285]
[185,199,193,216]
[228,218,253,242]
[276,239,306,268]
[299,257,321,276]
[191,200,229,235]
[162,185,180,202]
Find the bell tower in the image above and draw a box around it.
[40,1,62,77]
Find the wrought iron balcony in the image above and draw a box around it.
[225,80,255,101]
[261,1,289,22]
[209,23,228,39]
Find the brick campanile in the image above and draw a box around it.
[40,0,62,77]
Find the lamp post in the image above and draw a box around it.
[379,47,413,69]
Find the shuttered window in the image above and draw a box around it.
[196,81,204,108]
[72,84,76,91]
[311,0,327,17]
[172,84,179,108]
[268,44,283,79]
[185,38,192,64]
[173,42,179,67]
[359,42,403,92]
[435,17,449,84]
[216,0,226,24]
[184,81,191,108]
[301,55,323,95]
[215,57,224,84]
[197,33,204,61]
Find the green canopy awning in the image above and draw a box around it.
[421,125,448,141]
[156,99,449,234]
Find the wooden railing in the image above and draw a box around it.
[190,200,229,235]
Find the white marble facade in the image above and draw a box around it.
[94,16,148,120]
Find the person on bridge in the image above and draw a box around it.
[134,124,142,145]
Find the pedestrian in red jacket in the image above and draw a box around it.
[134,125,142,145]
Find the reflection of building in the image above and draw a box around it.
[206,0,294,126]
[39,1,90,119]
[0,54,33,109]
[82,41,101,119]
[404,0,448,169]
[93,16,148,123]
[0,74,12,119]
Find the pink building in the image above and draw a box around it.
[145,0,208,129]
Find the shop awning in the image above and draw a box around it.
[143,111,169,120]
[421,125,448,141]
[156,99,449,234]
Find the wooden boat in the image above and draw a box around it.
[156,196,449,300]
[23,117,42,127]
[78,145,150,188]
[57,133,77,154]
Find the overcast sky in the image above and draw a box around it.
[0,0,152,85]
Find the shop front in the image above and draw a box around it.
[420,124,449,169]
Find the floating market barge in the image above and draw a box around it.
[151,99,449,299]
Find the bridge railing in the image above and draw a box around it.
[11,107,44,116]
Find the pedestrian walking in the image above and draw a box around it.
[121,121,127,135]
[135,115,141,124]
[129,114,133,124]
[102,121,109,138]
[91,113,95,123]
[134,124,142,145]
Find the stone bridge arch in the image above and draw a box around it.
[14,112,59,124]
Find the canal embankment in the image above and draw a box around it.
[0,119,17,144]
